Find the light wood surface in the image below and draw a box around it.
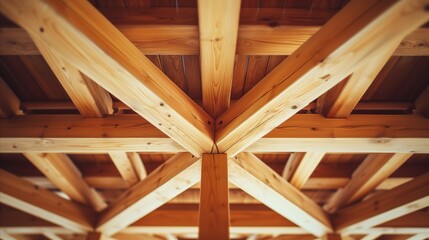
[96,153,201,236]
[229,153,332,237]
[0,76,22,118]
[108,152,140,187]
[289,152,326,189]
[215,0,429,156]
[324,153,413,213]
[0,0,214,156]
[198,154,230,239]
[23,152,106,211]
[0,169,95,233]
[198,0,240,117]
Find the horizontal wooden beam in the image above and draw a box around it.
[229,153,332,236]
[1,26,427,56]
[1,114,428,153]
[334,172,429,234]
[215,0,429,156]
[96,153,201,236]
[0,0,214,156]
[0,170,95,233]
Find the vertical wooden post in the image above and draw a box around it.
[198,154,230,240]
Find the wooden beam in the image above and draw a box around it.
[23,152,106,211]
[1,26,428,56]
[288,152,326,189]
[361,233,383,240]
[320,46,397,118]
[0,76,22,118]
[96,153,201,236]
[247,114,429,153]
[334,172,429,234]
[198,0,240,117]
[42,232,62,240]
[282,152,305,180]
[198,154,230,240]
[325,153,413,213]
[0,114,184,153]
[215,0,429,156]
[31,37,113,117]
[415,85,429,118]
[0,0,214,156]
[228,152,332,237]
[108,152,140,187]
[0,169,94,233]
[406,234,429,240]
[1,114,428,153]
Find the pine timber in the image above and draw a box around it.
[198,0,240,117]
[334,172,429,234]
[23,152,107,211]
[228,152,332,237]
[0,169,95,233]
[0,76,22,118]
[288,152,326,189]
[324,153,413,213]
[198,154,230,239]
[108,152,140,187]
[1,114,428,153]
[0,0,214,156]
[215,0,429,156]
[96,153,201,236]
[1,26,428,56]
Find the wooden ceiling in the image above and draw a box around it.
[0,0,428,240]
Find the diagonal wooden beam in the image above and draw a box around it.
[127,152,147,181]
[96,153,201,236]
[31,37,113,117]
[415,85,429,118]
[0,0,214,156]
[228,152,332,237]
[23,152,107,211]
[198,154,230,239]
[334,172,429,234]
[287,152,326,189]
[0,76,22,118]
[108,152,140,187]
[215,0,429,156]
[319,45,398,118]
[324,153,413,213]
[198,0,240,117]
[0,169,95,233]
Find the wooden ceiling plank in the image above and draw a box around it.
[334,172,429,234]
[31,37,113,117]
[324,153,413,213]
[415,85,429,118]
[322,234,344,240]
[198,154,230,239]
[0,0,214,156]
[108,152,140,187]
[23,152,107,212]
[198,0,240,117]
[0,76,22,118]
[0,169,95,233]
[215,0,429,156]
[229,152,332,237]
[96,153,201,236]
[289,152,326,189]
[321,46,398,118]
[1,26,428,56]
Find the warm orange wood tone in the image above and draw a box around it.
[198,154,230,239]
[415,85,429,117]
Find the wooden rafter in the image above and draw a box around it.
[415,85,429,118]
[96,153,201,236]
[324,153,413,213]
[23,152,107,211]
[198,0,240,117]
[31,37,113,118]
[229,153,332,237]
[198,154,230,239]
[334,172,429,234]
[215,0,429,156]
[108,152,140,187]
[0,76,22,118]
[286,152,326,189]
[0,0,214,156]
[0,169,95,233]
